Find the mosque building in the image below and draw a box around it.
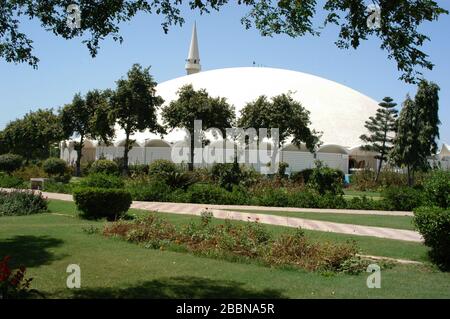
[60,24,450,173]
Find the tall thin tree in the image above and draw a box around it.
[360,97,398,182]
[391,80,441,185]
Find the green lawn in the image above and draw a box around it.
[1,199,449,299]
[225,209,415,230]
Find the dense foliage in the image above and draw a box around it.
[1,1,446,83]
[73,187,132,221]
[414,206,450,270]
[89,160,119,175]
[42,158,67,177]
[423,170,450,208]
[80,173,125,189]
[0,190,48,216]
[0,154,23,173]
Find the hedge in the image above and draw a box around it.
[73,187,132,221]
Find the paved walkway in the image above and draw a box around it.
[27,190,422,243]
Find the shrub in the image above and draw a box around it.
[0,173,26,188]
[127,178,171,202]
[12,164,47,181]
[346,195,387,210]
[423,170,450,208]
[42,158,67,177]
[414,206,450,270]
[288,190,319,208]
[277,162,289,178]
[73,187,132,221]
[89,160,119,175]
[253,188,290,207]
[186,183,232,205]
[129,164,149,176]
[211,163,242,191]
[159,170,196,190]
[382,186,424,211]
[0,154,23,174]
[307,162,344,195]
[81,173,125,189]
[291,169,314,185]
[0,190,48,216]
[148,160,178,177]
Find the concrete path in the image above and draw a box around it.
[23,189,422,243]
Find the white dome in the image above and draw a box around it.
[115,67,379,149]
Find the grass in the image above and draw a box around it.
[225,209,415,230]
[1,199,449,299]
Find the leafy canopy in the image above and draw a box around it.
[1,1,447,83]
[238,93,320,151]
[391,80,440,179]
[1,109,63,160]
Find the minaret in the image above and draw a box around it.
[185,22,201,75]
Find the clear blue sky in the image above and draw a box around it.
[0,3,448,144]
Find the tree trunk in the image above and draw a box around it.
[122,132,130,176]
[375,153,383,182]
[407,165,413,187]
[188,130,194,171]
[75,136,84,177]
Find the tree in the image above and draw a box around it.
[1,109,63,161]
[238,93,320,151]
[110,64,165,175]
[391,80,440,185]
[61,90,115,176]
[1,1,446,83]
[360,97,398,182]
[162,84,235,171]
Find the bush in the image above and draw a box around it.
[290,169,314,185]
[211,163,242,191]
[253,188,290,207]
[382,186,424,211]
[81,173,125,189]
[423,170,450,208]
[12,164,47,181]
[127,178,172,202]
[414,206,450,270]
[277,162,289,178]
[148,160,178,177]
[73,187,132,221]
[0,173,26,188]
[90,160,119,175]
[0,190,48,216]
[129,164,149,176]
[288,190,320,208]
[0,154,23,174]
[307,163,344,195]
[186,183,232,205]
[42,158,67,177]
